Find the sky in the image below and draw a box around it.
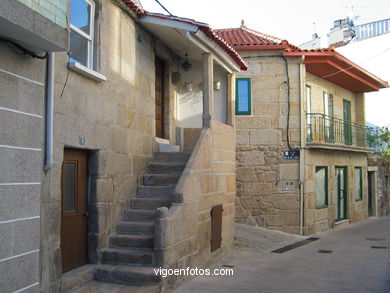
[140,0,390,126]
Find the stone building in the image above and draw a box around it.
[215,23,388,235]
[1,0,246,291]
[0,0,68,292]
[368,156,390,216]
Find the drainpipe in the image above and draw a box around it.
[299,55,306,235]
[44,52,55,171]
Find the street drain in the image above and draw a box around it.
[366,238,386,241]
[272,237,319,253]
[317,249,332,254]
[371,246,388,249]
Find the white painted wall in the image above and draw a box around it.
[177,60,228,127]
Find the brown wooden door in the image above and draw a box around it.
[155,57,165,138]
[61,149,88,272]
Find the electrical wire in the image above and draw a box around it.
[154,0,172,16]
[0,37,48,59]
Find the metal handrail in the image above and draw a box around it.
[306,113,373,148]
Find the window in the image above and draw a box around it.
[235,78,251,115]
[354,167,363,201]
[315,166,328,209]
[70,0,95,69]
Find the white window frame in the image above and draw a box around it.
[70,0,95,69]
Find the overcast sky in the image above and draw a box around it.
[140,0,390,126]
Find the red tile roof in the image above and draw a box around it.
[121,0,146,16]
[120,1,247,70]
[214,25,298,51]
[216,24,388,92]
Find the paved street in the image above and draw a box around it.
[174,216,390,293]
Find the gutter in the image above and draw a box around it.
[299,55,306,235]
[44,52,54,171]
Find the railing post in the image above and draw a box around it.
[202,53,213,128]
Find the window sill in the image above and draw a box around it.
[316,205,328,210]
[67,62,107,83]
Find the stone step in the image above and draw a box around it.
[110,234,154,249]
[153,152,190,162]
[95,264,162,285]
[101,248,154,266]
[143,173,181,186]
[130,197,171,209]
[158,143,180,152]
[124,209,156,222]
[117,221,154,235]
[148,161,187,174]
[137,185,175,197]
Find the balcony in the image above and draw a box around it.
[306,113,374,152]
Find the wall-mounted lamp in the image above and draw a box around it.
[214,81,221,90]
[184,82,193,92]
[181,53,192,72]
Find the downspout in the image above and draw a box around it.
[299,55,306,235]
[44,52,55,171]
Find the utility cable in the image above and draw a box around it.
[154,0,172,16]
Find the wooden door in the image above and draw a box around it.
[61,149,88,272]
[210,205,223,252]
[155,57,165,138]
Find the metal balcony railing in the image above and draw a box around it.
[306,113,374,148]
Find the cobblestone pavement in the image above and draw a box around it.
[174,217,390,293]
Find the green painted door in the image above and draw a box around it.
[335,167,348,221]
[343,99,352,145]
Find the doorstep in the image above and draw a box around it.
[61,264,97,292]
[335,219,351,228]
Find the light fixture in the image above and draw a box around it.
[214,81,221,90]
[181,53,192,72]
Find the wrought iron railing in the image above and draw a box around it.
[306,113,374,148]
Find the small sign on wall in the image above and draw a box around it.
[284,149,300,160]
[281,180,298,191]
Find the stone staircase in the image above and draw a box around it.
[95,151,190,286]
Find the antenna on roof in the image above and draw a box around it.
[241,19,245,28]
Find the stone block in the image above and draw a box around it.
[252,76,283,90]
[0,250,39,292]
[244,182,272,196]
[265,210,299,227]
[235,116,270,129]
[90,178,114,203]
[13,218,40,256]
[240,196,272,210]
[0,71,44,116]
[268,194,299,210]
[0,148,42,183]
[110,127,128,154]
[250,129,280,145]
[252,89,280,103]
[243,150,265,166]
[226,175,235,193]
[279,164,299,180]
[237,167,257,182]
[264,171,278,182]
[236,129,249,145]
[253,103,279,116]
[114,175,137,201]
[0,185,40,222]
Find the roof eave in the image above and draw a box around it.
[234,45,288,51]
